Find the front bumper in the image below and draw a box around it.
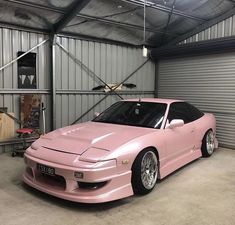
[23,153,133,203]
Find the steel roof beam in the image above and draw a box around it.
[121,0,206,22]
[75,14,169,34]
[2,0,169,35]
[58,32,144,47]
[3,0,61,13]
[53,0,91,33]
[0,21,50,34]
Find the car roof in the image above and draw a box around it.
[123,98,183,105]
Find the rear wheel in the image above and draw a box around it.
[201,130,215,157]
[131,149,158,195]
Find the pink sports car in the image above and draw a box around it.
[23,98,218,203]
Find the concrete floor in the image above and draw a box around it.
[0,148,235,225]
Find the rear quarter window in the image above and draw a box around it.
[168,102,204,124]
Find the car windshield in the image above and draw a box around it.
[93,101,167,129]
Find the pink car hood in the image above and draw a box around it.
[38,122,156,155]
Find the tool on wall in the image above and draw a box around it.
[41,102,46,135]
[92,83,137,92]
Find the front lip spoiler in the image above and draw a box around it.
[22,171,133,203]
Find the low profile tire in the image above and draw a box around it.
[201,130,215,157]
[131,149,158,195]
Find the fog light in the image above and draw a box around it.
[77,181,107,189]
[74,171,84,179]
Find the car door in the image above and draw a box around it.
[164,102,196,163]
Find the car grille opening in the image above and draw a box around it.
[77,181,107,190]
[36,173,66,191]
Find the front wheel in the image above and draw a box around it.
[201,130,215,157]
[131,149,158,195]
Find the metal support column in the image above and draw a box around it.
[154,62,159,98]
[50,35,57,130]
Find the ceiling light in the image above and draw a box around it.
[117,5,123,8]
[143,46,148,57]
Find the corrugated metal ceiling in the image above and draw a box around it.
[0,0,234,47]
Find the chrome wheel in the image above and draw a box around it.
[141,151,158,190]
[206,130,215,155]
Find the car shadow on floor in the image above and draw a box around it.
[21,182,133,211]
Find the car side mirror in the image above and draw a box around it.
[94,112,100,118]
[166,119,184,129]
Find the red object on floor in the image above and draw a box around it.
[16,128,33,134]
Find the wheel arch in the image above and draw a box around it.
[202,128,213,141]
[131,146,160,170]
[201,128,215,157]
[131,146,160,194]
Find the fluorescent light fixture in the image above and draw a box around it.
[143,45,148,57]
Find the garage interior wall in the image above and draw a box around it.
[158,54,235,149]
[157,13,235,149]
[54,36,155,129]
[0,28,155,153]
[0,28,51,153]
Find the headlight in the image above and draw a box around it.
[79,147,110,163]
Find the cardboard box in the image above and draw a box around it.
[0,113,15,140]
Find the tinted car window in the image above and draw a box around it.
[186,102,204,121]
[93,101,167,129]
[167,102,204,124]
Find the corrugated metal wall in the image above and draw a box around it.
[0,28,51,153]
[179,15,235,44]
[158,53,235,148]
[0,28,155,153]
[54,36,155,129]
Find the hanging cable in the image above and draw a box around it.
[142,0,148,57]
[143,0,146,44]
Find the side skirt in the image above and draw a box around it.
[159,149,202,179]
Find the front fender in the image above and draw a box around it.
[103,131,166,173]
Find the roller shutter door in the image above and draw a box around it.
[158,53,235,149]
